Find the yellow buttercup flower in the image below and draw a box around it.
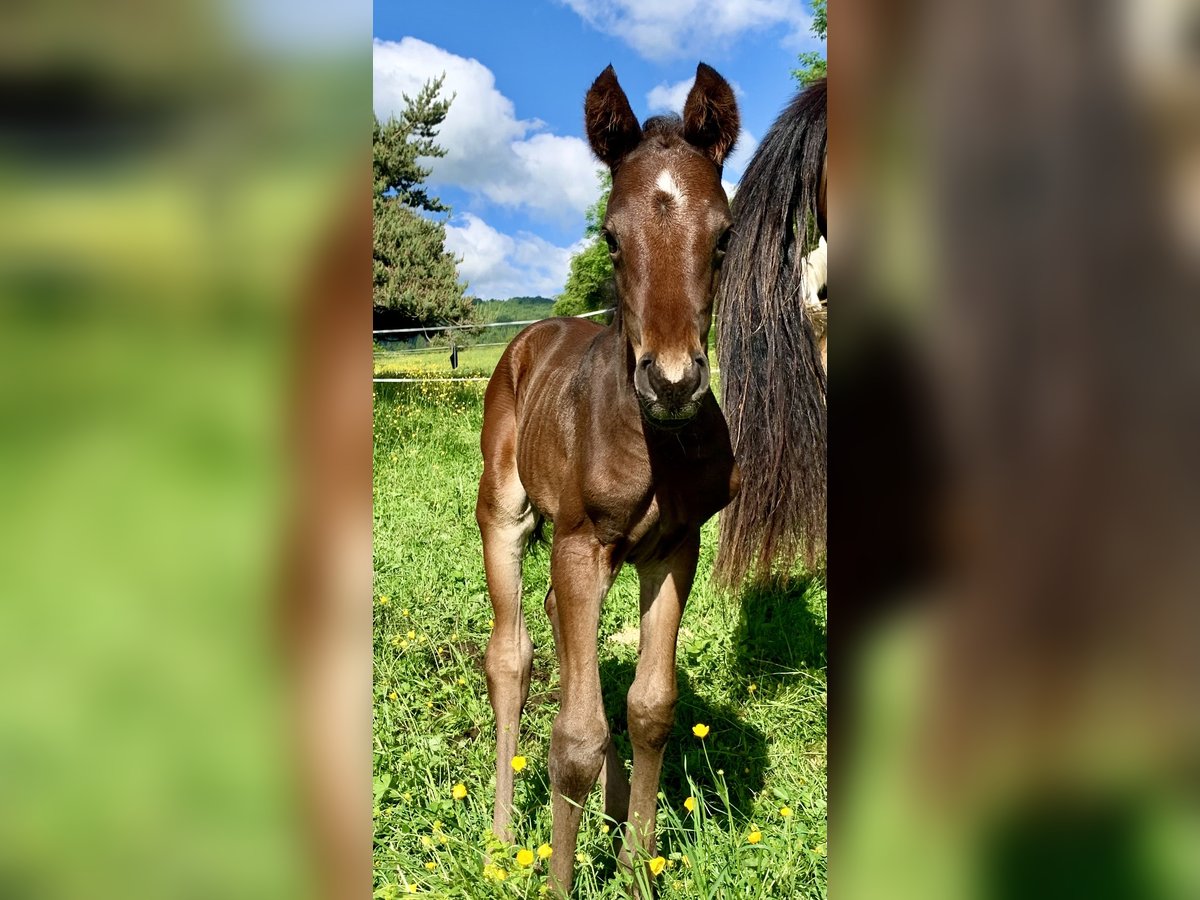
[452,782,467,800]
[424,861,436,871]
[649,857,667,877]
[388,691,398,701]
[779,806,793,818]
[683,796,696,813]
[483,863,507,881]
[747,829,763,844]
[600,823,610,834]
[516,848,535,868]
[379,596,390,605]
[407,630,416,640]
[511,755,527,772]
[692,723,710,739]
[748,683,757,693]
[537,843,553,860]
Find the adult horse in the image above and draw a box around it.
[714,77,828,586]
[476,64,741,895]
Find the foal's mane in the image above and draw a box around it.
[641,114,683,141]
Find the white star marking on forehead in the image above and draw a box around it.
[655,168,684,203]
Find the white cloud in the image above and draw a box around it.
[559,0,819,61]
[373,38,604,223]
[646,75,746,114]
[444,213,589,300]
[646,77,696,114]
[723,129,758,181]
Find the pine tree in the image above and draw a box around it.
[373,77,472,328]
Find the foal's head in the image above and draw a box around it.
[584,64,739,426]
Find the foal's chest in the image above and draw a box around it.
[582,421,737,548]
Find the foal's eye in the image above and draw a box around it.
[714,227,732,263]
[602,229,619,255]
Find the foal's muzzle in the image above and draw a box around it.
[633,352,709,425]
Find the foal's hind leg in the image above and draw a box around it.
[477,439,536,842]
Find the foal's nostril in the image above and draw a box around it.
[691,356,709,398]
[634,354,659,402]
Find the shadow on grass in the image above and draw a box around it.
[731,573,827,683]
[505,573,824,885]
[600,659,770,821]
[508,657,770,878]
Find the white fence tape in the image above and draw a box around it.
[373,307,612,336]
[373,377,490,384]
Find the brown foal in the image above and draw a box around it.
[475,63,742,895]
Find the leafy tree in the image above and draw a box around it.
[792,0,827,86]
[373,77,472,328]
[553,172,615,316]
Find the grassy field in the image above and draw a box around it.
[375,344,509,380]
[373,379,827,899]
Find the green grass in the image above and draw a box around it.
[373,381,826,899]
[375,344,508,380]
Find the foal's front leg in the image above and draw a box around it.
[546,534,616,897]
[621,535,699,892]
[547,586,631,829]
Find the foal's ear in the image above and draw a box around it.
[682,63,740,166]
[585,65,642,168]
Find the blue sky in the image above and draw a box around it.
[374,0,824,299]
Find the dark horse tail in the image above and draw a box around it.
[715,78,827,585]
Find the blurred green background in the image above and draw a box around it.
[0,3,367,897]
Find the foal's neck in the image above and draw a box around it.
[589,313,639,400]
